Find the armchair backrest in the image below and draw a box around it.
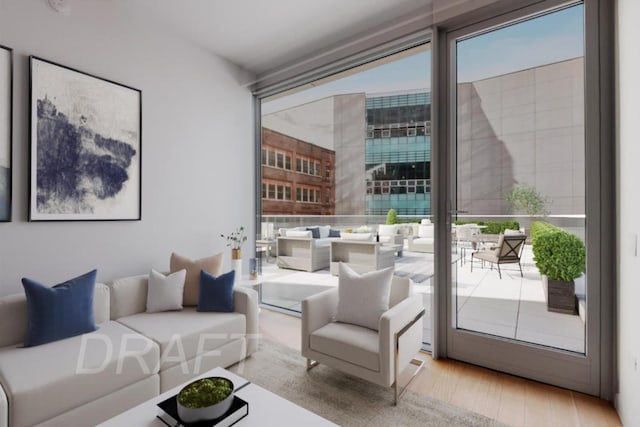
[389,276,411,308]
[495,235,526,261]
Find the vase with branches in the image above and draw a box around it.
[221,226,247,260]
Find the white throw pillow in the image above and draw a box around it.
[318,225,331,238]
[146,269,186,313]
[340,232,372,241]
[287,230,312,238]
[336,263,393,331]
[378,224,397,236]
[420,219,431,225]
[418,225,434,238]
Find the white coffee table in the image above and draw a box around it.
[98,367,336,426]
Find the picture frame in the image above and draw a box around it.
[29,56,142,221]
[0,45,12,222]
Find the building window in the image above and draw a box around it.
[262,146,292,171]
[407,128,417,136]
[262,180,292,201]
[296,184,322,203]
[381,129,391,138]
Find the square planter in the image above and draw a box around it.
[542,275,577,315]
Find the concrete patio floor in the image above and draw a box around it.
[254,244,585,354]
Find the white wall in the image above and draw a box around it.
[0,1,255,295]
[616,0,640,424]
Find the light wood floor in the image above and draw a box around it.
[259,308,622,427]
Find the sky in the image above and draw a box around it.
[262,3,584,115]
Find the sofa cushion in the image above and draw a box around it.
[418,225,434,238]
[22,270,97,347]
[116,308,246,372]
[336,263,393,331]
[198,270,235,313]
[329,228,341,238]
[0,321,159,427]
[146,269,186,313]
[413,237,434,245]
[170,252,223,306]
[287,230,312,238]
[310,322,379,372]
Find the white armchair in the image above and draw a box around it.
[301,276,424,404]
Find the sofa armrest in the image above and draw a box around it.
[108,274,149,319]
[233,287,259,355]
[301,288,338,355]
[379,294,424,385]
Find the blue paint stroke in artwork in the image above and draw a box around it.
[0,166,8,220]
[36,96,137,214]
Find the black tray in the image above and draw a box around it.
[157,394,248,427]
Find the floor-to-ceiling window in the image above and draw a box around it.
[256,44,434,346]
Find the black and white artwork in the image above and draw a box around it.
[0,45,12,222]
[30,57,141,221]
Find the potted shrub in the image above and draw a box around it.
[531,222,586,314]
[386,208,398,225]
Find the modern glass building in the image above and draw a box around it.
[365,92,431,216]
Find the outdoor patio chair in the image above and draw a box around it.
[471,234,526,279]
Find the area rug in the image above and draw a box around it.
[228,340,505,426]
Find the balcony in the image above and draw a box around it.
[254,215,586,354]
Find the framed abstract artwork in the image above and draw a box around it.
[29,56,142,221]
[0,45,12,222]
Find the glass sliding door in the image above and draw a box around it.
[445,1,601,394]
[257,44,435,346]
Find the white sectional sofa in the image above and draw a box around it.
[276,225,339,272]
[108,274,258,392]
[0,276,258,427]
[0,283,159,427]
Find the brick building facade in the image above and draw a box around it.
[261,128,335,215]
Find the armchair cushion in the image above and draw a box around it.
[340,232,372,241]
[418,225,434,238]
[310,322,379,371]
[335,263,393,331]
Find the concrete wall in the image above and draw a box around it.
[262,96,336,151]
[457,58,585,215]
[0,1,254,294]
[262,93,366,215]
[333,94,366,214]
[615,0,640,423]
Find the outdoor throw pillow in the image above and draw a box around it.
[170,252,223,306]
[329,228,341,238]
[22,269,98,347]
[306,227,321,238]
[197,270,235,313]
[146,269,186,313]
[335,263,393,331]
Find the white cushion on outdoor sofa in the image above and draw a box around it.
[418,224,434,238]
[116,309,246,372]
[0,318,158,427]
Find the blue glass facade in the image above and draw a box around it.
[365,92,431,216]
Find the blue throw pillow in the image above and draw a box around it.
[22,270,98,347]
[306,227,320,238]
[329,228,341,238]
[198,270,235,312]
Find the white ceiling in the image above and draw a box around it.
[117,0,432,75]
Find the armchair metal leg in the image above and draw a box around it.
[307,358,319,371]
[393,308,426,405]
[394,358,424,405]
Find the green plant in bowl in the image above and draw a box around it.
[177,377,234,422]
